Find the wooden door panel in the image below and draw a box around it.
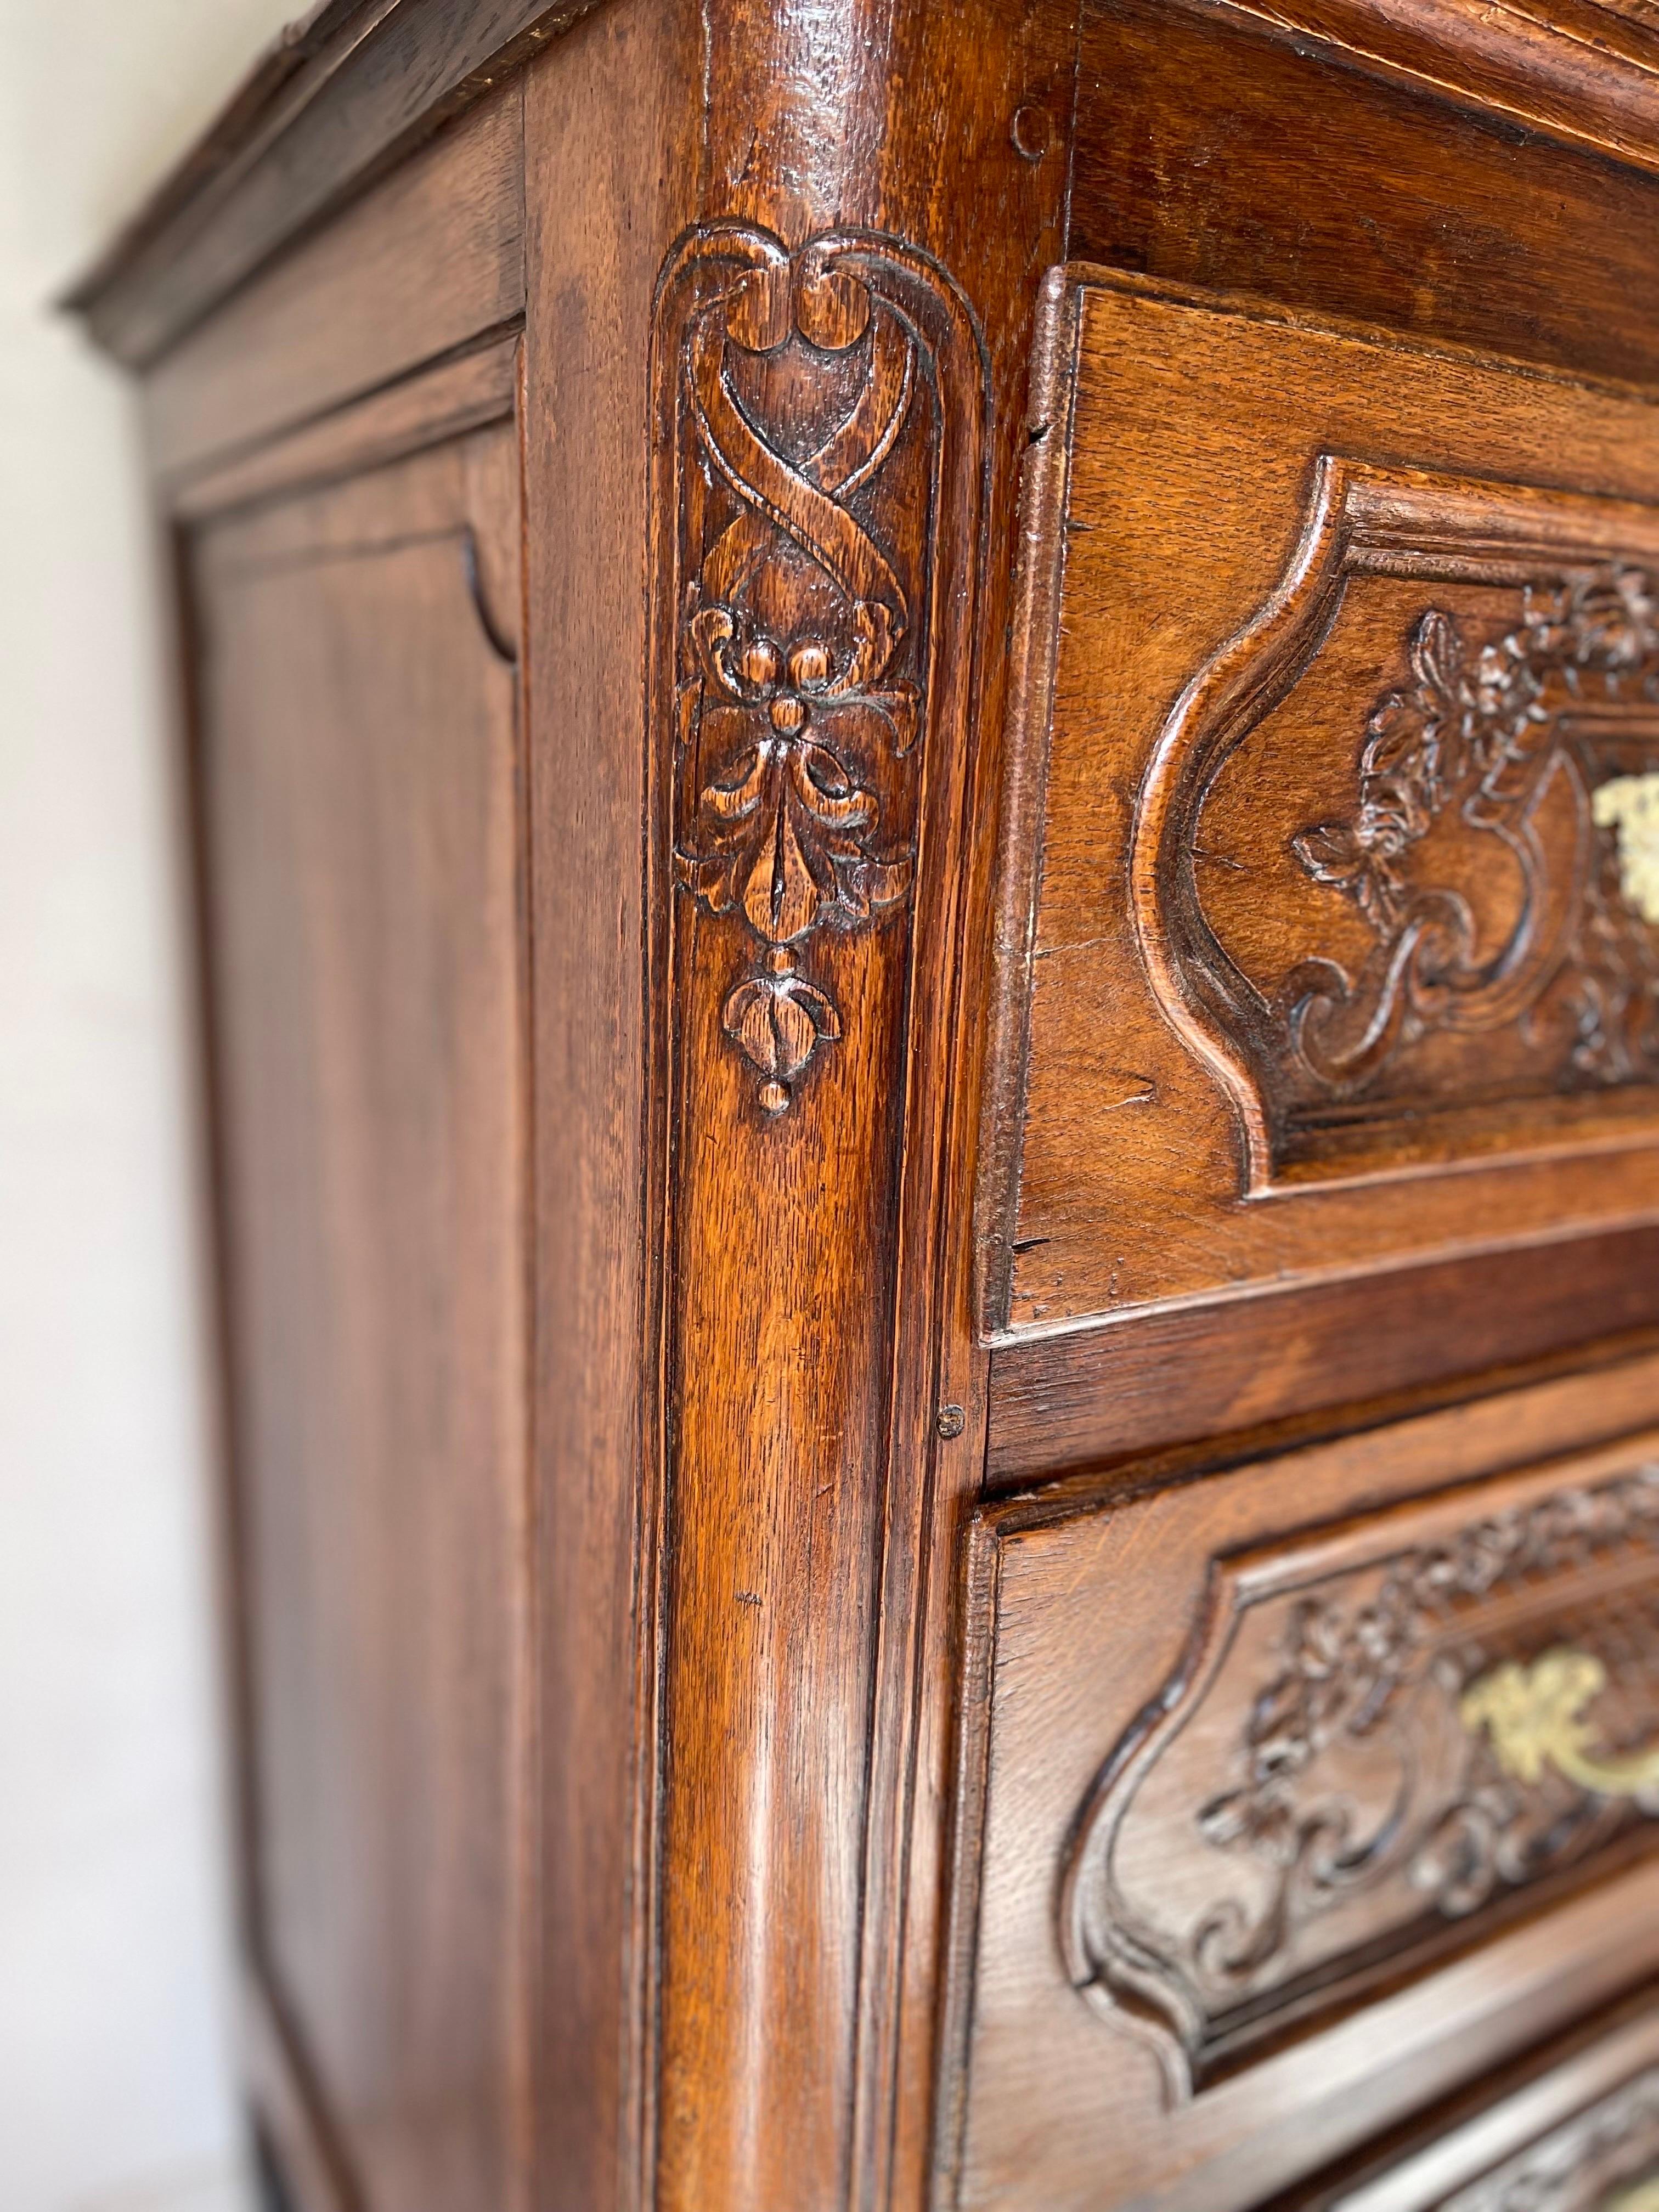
[986,270,1659,1336]
[939,1353,1659,2212]
[191,424,527,2212]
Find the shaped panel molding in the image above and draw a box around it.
[1136,465,1659,1186]
[1063,1460,1659,2099]
[1438,2065,1659,2212]
[938,1363,1659,2212]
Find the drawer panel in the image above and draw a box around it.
[939,1355,1659,2212]
[1332,2002,1659,2212]
[987,270,1659,1335]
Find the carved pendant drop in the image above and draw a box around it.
[664,235,932,1115]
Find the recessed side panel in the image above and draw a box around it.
[991,272,1659,1333]
[191,424,528,2212]
[939,1355,1659,2212]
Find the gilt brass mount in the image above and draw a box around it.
[1595,772,1659,928]
[1461,1649,1659,1797]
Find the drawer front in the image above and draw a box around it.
[1333,2004,1659,2212]
[939,1356,1659,2212]
[987,270,1659,1335]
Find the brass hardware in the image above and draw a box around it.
[1460,1648,1659,1797]
[1594,772,1659,926]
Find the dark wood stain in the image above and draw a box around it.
[69,1,1659,2207]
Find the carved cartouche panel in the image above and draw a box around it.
[1135,464,1659,1185]
[1062,1462,1659,2098]
[651,227,962,1115]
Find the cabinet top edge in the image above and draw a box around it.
[61,0,594,370]
[63,0,1659,369]
[1159,0,1659,180]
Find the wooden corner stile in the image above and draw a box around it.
[644,212,989,2212]
[637,1,1075,2205]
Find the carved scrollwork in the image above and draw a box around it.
[1286,570,1659,1094]
[1061,1464,1659,2100]
[652,229,968,1115]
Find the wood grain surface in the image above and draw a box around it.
[986,1232,1659,1480]
[168,332,521,523]
[990,269,1659,1334]
[944,1353,1659,2212]
[68,0,595,367]
[75,0,1659,2208]
[1073,0,1659,392]
[517,9,698,2210]
[1323,1996,1659,2212]
[146,86,524,484]
[190,426,529,2211]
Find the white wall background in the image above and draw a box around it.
[0,6,301,2209]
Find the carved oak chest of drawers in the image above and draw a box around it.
[69,1,1659,2208]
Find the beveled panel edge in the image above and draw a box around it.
[166,331,521,522]
[1325,1996,1659,2212]
[63,0,596,369]
[241,1965,357,2212]
[932,1506,1005,2212]
[975,266,1079,1336]
[142,88,524,488]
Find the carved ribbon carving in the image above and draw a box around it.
[1062,1464,1659,2100]
[657,230,952,1114]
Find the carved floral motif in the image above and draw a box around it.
[1063,1466,1659,2096]
[1192,1474,1659,1966]
[1134,466,1659,1188]
[664,235,938,1114]
[1288,568,1659,1093]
